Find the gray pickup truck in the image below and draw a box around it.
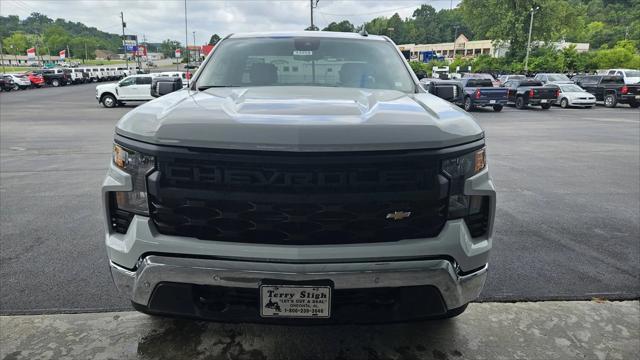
[103,31,496,323]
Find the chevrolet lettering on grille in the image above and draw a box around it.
[164,165,433,189]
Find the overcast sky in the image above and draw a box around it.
[1,0,460,44]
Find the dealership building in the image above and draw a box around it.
[398,34,590,60]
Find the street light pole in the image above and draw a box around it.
[453,25,460,58]
[524,6,539,73]
[121,11,128,69]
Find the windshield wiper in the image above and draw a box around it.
[197,85,237,91]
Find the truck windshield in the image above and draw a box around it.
[196,37,415,92]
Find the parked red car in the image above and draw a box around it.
[25,72,45,88]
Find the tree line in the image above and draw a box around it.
[1,13,123,59]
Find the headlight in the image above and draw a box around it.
[442,148,485,180]
[442,147,488,220]
[112,143,155,215]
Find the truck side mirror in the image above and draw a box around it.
[151,77,183,97]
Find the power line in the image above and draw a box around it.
[315,4,420,17]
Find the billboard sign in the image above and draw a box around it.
[59,50,66,60]
[122,34,138,46]
[175,48,182,58]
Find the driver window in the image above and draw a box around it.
[119,77,135,87]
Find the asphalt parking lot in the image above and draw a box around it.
[0,83,638,315]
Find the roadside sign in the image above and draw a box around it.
[59,50,66,60]
[26,47,36,60]
[175,49,182,58]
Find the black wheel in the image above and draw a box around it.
[515,96,526,109]
[13,84,20,91]
[101,94,117,108]
[629,101,639,108]
[560,98,569,108]
[604,94,617,108]
[492,104,503,112]
[51,79,60,87]
[541,103,552,110]
[464,97,475,112]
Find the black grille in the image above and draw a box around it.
[148,149,450,245]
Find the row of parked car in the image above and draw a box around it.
[420,69,640,111]
[0,66,145,92]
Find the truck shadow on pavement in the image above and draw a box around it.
[136,316,463,360]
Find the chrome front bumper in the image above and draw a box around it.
[110,255,487,311]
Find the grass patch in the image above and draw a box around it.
[1,66,37,73]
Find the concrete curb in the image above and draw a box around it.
[1,301,638,360]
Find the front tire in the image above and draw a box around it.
[101,94,117,108]
[541,103,552,110]
[51,79,60,87]
[493,104,503,112]
[515,96,526,109]
[464,97,475,112]
[629,101,640,108]
[560,98,569,108]
[604,94,617,108]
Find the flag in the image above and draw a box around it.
[26,47,36,60]
[59,50,66,60]
[175,48,181,58]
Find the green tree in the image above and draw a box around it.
[43,25,70,55]
[460,0,577,61]
[208,34,221,45]
[160,39,182,58]
[322,20,355,32]
[2,32,30,55]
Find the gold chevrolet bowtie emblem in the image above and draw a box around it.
[386,211,412,220]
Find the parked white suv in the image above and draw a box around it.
[96,74,157,108]
[4,74,31,90]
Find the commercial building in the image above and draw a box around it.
[0,54,63,66]
[398,34,589,61]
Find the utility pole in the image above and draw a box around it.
[309,0,319,31]
[66,44,70,61]
[453,25,460,58]
[0,43,5,73]
[184,0,189,85]
[121,11,129,69]
[84,41,88,63]
[524,6,539,73]
[193,31,198,62]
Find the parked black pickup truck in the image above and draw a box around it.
[502,78,558,109]
[33,68,71,87]
[458,78,508,112]
[576,75,640,108]
[419,78,463,103]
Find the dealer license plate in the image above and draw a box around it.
[260,285,331,318]
[541,99,547,103]
[489,100,496,104]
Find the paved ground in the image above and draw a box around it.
[0,84,639,315]
[1,301,638,360]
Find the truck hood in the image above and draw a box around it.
[115,86,484,151]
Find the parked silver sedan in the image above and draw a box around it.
[553,83,596,108]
